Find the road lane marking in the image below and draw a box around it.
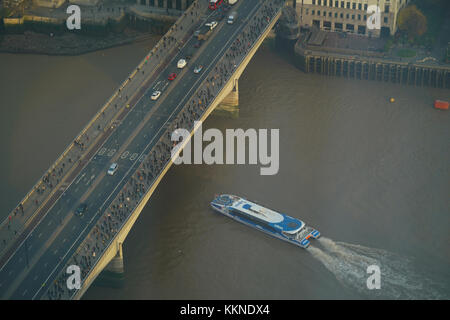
[75,173,86,185]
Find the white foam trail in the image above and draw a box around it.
[307,237,448,299]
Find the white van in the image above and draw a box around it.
[228,0,238,5]
[177,59,187,69]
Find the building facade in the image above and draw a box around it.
[32,0,66,8]
[296,0,410,37]
[135,0,195,11]
[3,0,25,9]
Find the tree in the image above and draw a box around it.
[397,5,427,40]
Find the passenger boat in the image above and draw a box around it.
[211,194,320,248]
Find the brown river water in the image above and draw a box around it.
[0,37,449,299]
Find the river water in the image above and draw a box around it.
[0,38,449,299]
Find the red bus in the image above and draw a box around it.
[209,0,224,10]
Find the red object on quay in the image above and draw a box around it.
[434,100,449,110]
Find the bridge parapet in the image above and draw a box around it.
[42,0,285,300]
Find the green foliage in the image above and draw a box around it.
[384,38,394,52]
[396,48,416,58]
[397,5,427,40]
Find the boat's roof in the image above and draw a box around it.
[213,195,304,232]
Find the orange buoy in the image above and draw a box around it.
[389,97,395,103]
[434,100,449,110]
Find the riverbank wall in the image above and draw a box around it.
[294,38,450,89]
[0,8,177,55]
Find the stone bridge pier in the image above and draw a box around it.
[219,77,239,108]
[105,241,124,274]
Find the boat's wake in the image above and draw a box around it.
[307,237,448,299]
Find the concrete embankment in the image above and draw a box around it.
[293,32,450,89]
[0,5,179,55]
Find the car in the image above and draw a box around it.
[227,11,237,24]
[194,41,202,48]
[177,59,187,69]
[75,203,87,217]
[194,65,203,74]
[205,21,218,30]
[194,30,200,37]
[151,90,161,100]
[168,73,177,81]
[107,162,119,175]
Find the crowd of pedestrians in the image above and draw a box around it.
[44,0,283,300]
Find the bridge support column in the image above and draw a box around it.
[221,78,239,106]
[215,78,239,117]
[105,241,124,274]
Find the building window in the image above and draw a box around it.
[312,0,316,4]
[318,0,321,5]
[364,15,367,21]
[384,16,388,23]
[335,1,339,7]
[340,13,344,18]
[346,13,349,19]
[364,4,367,11]
[352,14,355,20]
[318,10,321,16]
[335,12,338,18]
[324,0,327,6]
[385,5,390,13]
[312,10,315,15]
[358,14,361,20]
[352,3,356,9]
[323,11,327,16]
[346,2,350,9]
[341,1,344,8]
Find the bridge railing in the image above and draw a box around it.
[42,0,285,300]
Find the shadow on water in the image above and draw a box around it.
[307,237,449,299]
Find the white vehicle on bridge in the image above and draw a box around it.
[228,0,238,5]
[177,59,187,69]
[227,11,237,24]
[151,90,161,100]
[205,21,218,30]
[194,65,203,74]
[107,163,119,175]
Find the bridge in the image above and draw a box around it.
[0,0,286,299]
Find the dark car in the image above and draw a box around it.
[168,73,177,81]
[194,41,202,48]
[75,203,87,217]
